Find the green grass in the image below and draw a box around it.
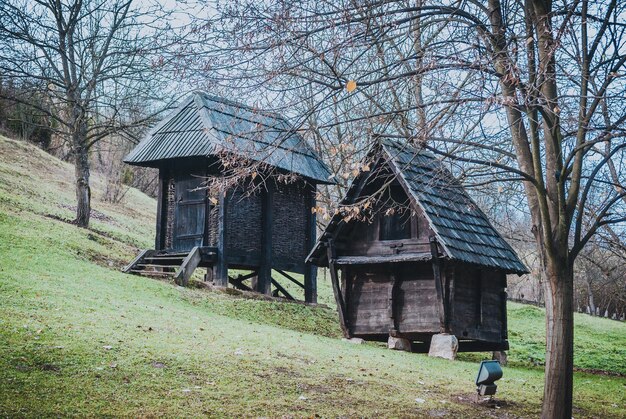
[0,135,625,417]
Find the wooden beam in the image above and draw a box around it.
[388,273,402,333]
[257,184,273,295]
[500,273,509,340]
[229,275,253,292]
[448,265,455,333]
[457,340,509,352]
[327,239,350,337]
[234,271,258,282]
[203,167,210,247]
[270,277,295,300]
[175,246,202,287]
[212,191,228,286]
[429,236,447,334]
[276,270,305,289]
[155,170,165,250]
[304,184,317,303]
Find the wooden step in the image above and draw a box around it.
[141,257,186,266]
[129,269,174,277]
[144,256,186,261]
[153,252,189,257]
[134,264,178,270]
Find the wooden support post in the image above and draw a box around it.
[250,271,259,290]
[448,266,455,331]
[388,273,402,333]
[304,185,317,303]
[155,170,165,250]
[430,236,448,334]
[213,191,228,287]
[501,273,508,341]
[257,184,273,295]
[327,239,350,337]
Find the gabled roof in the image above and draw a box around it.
[307,138,528,274]
[124,92,332,184]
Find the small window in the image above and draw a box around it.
[379,209,411,241]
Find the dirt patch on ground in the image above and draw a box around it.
[452,392,529,417]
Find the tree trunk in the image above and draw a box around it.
[73,143,91,227]
[584,277,595,315]
[541,261,574,419]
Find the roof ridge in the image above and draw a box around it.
[195,91,289,123]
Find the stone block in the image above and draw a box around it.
[342,337,365,344]
[428,333,458,360]
[388,336,412,352]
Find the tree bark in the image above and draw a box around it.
[542,260,574,419]
[73,121,91,227]
[584,277,595,315]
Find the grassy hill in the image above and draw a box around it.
[0,135,624,418]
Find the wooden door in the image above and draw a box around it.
[172,174,206,252]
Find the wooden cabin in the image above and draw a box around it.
[307,139,528,351]
[123,92,332,303]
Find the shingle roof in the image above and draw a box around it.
[307,139,528,274]
[124,92,332,184]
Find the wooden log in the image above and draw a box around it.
[175,246,202,286]
[327,239,350,337]
[213,191,228,286]
[257,184,273,295]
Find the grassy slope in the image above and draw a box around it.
[0,136,624,418]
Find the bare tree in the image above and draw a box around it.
[196,0,626,417]
[0,0,183,226]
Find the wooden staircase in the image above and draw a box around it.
[123,247,217,286]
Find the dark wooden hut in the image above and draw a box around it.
[123,92,332,303]
[307,139,528,351]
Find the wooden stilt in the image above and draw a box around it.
[213,191,228,287]
[257,184,273,295]
[304,185,317,303]
[327,239,349,337]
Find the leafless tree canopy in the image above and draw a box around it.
[0,0,187,225]
[195,1,626,417]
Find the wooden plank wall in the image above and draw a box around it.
[449,264,504,342]
[338,178,434,258]
[346,263,440,336]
